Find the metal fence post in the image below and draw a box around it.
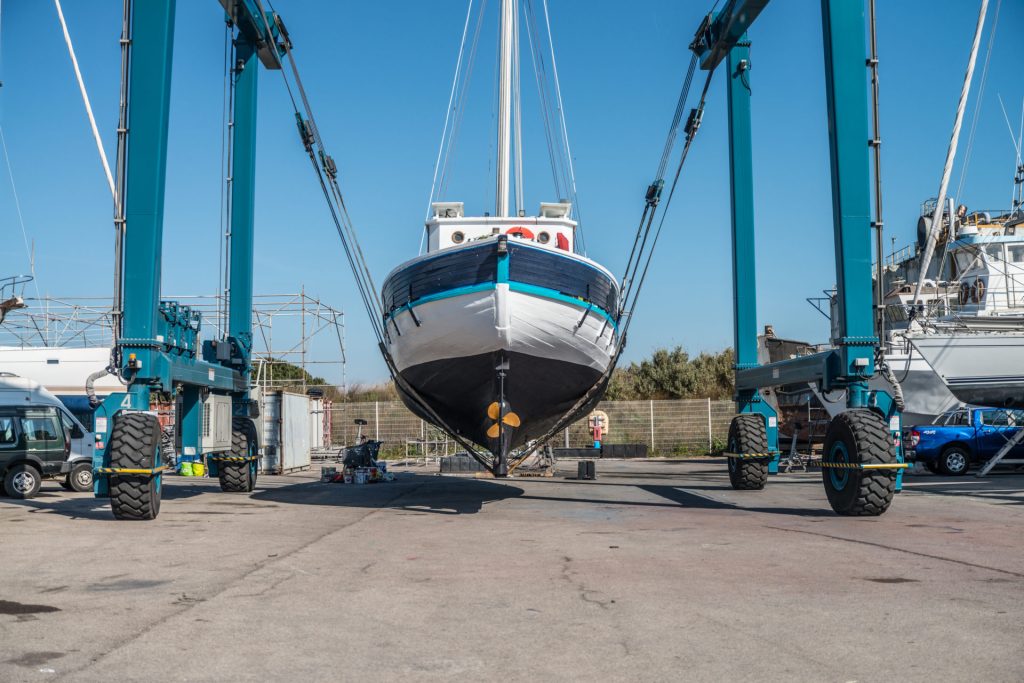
[649,400,655,453]
[375,401,380,441]
[564,427,569,448]
[707,397,713,451]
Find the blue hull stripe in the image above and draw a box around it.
[384,281,619,330]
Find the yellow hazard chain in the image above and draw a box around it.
[814,461,908,470]
[96,465,168,476]
[722,452,774,459]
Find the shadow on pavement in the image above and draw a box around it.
[0,479,211,521]
[252,473,524,515]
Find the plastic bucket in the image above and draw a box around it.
[192,462,206,477]
[179,462,193,476]
[354,470,367,485]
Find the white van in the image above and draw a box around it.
[0,373,95,495]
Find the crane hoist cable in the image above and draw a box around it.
[254,2,717,470]
[619,59,716,343]
[509,58,722,470]
[254,2,500,470]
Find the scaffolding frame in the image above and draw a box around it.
[0,290,346,393]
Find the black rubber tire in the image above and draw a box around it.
[67,462,94,493]
[60,480,74,491]
[219,417,258,493]
[726,414,769,491]
[4,463,42,499]
[822,410,896,516]
[109,412,162,521]
[937,446,970,476]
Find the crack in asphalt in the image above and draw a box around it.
[55,482,429,681]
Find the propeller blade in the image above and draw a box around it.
[502,412,521,428]
[487,402,501,420]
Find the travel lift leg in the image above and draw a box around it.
[93,0,283,519]
[725,41,777,492]
[707,0,905,515]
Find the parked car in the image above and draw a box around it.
[0,374,95,498]
[907,407,1024,476]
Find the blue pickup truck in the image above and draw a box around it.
[908,407,1024,476]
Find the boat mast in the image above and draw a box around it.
[496,0,516,217]
[912,0,988,310]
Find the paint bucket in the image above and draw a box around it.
[179,462,193,476]
[192,462,206,477]
[354,470,368,485]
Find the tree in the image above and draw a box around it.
[606,346,734,400]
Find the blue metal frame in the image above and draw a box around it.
[95,0,285,496]
[697,0,902,480]
[725,42,779,471]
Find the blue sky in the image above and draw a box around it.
[1,1,1022,385]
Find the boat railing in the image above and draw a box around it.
[884,243,917,267]
[0,274,33,302]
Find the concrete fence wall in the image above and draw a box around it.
[326,399,736,456]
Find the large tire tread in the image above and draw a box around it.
[822,410,895,517]
[109,412,162,521]
[219,417,257,493]
[727,414,769,491]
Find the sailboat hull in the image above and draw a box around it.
[382,239,619,454]
[907,331,1024,408]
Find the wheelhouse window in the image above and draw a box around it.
[984,244,1004,262]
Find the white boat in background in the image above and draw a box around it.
[382,0,620,474]
[907,330,1024,408]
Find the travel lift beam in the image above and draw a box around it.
[92,0,286,520]
[693,0,905,515]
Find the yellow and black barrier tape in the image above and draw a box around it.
[722,452,775,459]
[96,465,168,476]
[207,456,259,463]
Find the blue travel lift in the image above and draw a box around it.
[691,0,905,515]
[92,0,287,519]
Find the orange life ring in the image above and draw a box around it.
[506,226,535,240]
[958,281,970,306]
[972,278,986,304]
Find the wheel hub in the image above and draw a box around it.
[829,442,851,491]
[13,471,35,493]
[947,452,967,472]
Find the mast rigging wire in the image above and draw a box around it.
[0,0,42,301]
[54,0,115,201]
[438,0,488,204]
[912,0,989,310]
[425,0,475,221]
[256,2,501,468]
[954,0,1001,204]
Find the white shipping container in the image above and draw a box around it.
[260,391,311,474]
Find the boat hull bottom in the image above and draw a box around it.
[396,350,606,470]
